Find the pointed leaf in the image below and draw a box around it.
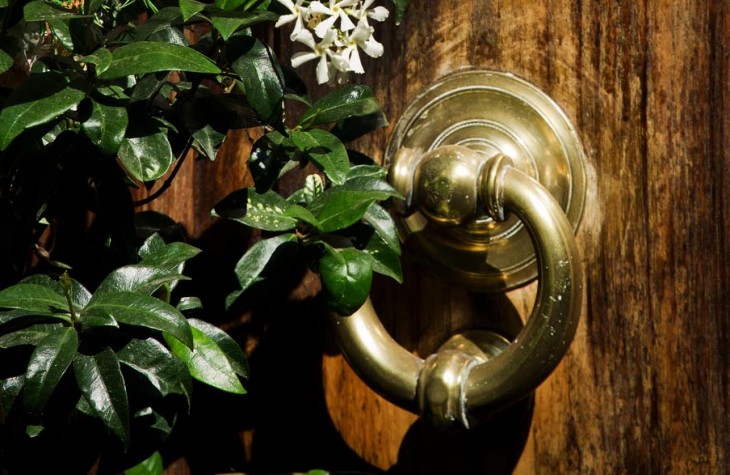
[364,233,403,283]
[0,284,70,314]
[165,326,246,394]
[228,36,283,120]
[179,0,206,21]
[189,319,249,378]
[0,49,12,75]
[211,10,278,39]
[215,0,246,12]
[319,246,373,316]
[21,274,92,310]
[0,72,86,150]
[362,203,400,253]
[213,189,298,231]
[233,234,298,293]
[291,129,349,186]
[138,241,201,272]
[391,0,410,25]
[93,265,188,298]
[83,292,193,349]
[24,327,79,413]
[23,1,90,21]
[98,42,221,80]
[0,324,63,349]
[298,84,381,128]
[81,48,113,75]
[81,98,128,155]
[331,109,388,142]
[124,450,163,475]
[118,131,175,182]
[0,376,25,424]
[73,349,130,448]
[191,124,226,160]
[117,338,191,403]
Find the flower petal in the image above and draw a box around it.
[368,6,389,21]
[316,56,330,84]
[314,14,339,38]
[292,51,318,68]
[361,36,384,58]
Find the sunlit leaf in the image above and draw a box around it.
[291,129,349,186]
[228,35,283,122]
[0,72,86,150]
[117,338,191,403]
[98,41,221,80]
[233,234,298,293]
[189,319,249,378]
[83,292,193,349]
[213,189,298,231]
[0,284,70,314]
[179,0,206,20]
[319,246,373,316]
[298,84,381,128]
[24,327,78,413]
[93,265,188,297]
[81,98,128,155]
[23,1,90,21]
[73,348,130,448]
[165,326,246,395]
[211,10,278,38]
[118,131,175,182]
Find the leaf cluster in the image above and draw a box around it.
[0,235,247,469]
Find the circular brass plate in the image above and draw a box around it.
[385,70,587,291]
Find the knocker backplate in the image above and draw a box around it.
[385,69,587,291]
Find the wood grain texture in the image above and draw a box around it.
[158,1,728,473]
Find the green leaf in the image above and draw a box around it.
[215,0,246,12]
[93,265,188,297]
[287,173,324,205]
[233,234,298,293]
[0,284,70,314]
[364,233,403,283]
[24,327,79,413]
[391,0,410,25]
[118,131,175,182]
[73,348,130,449]
[98,41,221,80]
[228,36,283,120]
[83,292,193,349]
[179,0,206,21]
[189,319,249,378]
[117,338,191,402]
[213,189,298,231]
[81,98,129,155]
[248,131,293,191]
[81,48,113,75]
[165,326,246,394]
[211,10,278,39]
[347,164,386,180]
[298,84,381,128]
[0,324,62,349]
[23,1,90,21]
[138,241,201,272]
[191,124,226,160]
[362,203,400,254]
[331,109,388,142]
[21,274,92,310]
[124,450,163,475]
[291,129,349,186]
[0,49,12,75]
[319,246,373,316]
[0,72,86,150]
[0,376,25,425]
[177,296,203,313]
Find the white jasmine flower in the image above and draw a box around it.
[358,0,389,22]
[291,29,339,84]
[275,0,308,40]
[309,0,358,38]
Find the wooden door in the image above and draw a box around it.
[159,1,729,473]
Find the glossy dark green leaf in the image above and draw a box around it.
[81,48,113,75]
[133,8,186,45]
[362,203,400,254]
[229,36,283,121]
[23,1,90,21]
[308,179,401,233]
[21,274,92,310]
[73,348,130,448]
[291,129,349,186]
[364,233,403,283]
[0,376,25,425]
[98,41,221,80]
[118,131,175,182]
[24,327,78,413]
[0,324,59,349]
[93,265,188,297]
[347,164,386,180]
[287,173,324,205]
[214,189,298,231]
[117,337,191,403]
[165,326,246,394]
[83,292,193,348]
[248,131,293,190]
[179,0,206,20]
[177,296,203,313]
[0,72,86,150]
[134,407,173,436]
[298,84,381,128]
[189,319,249,378]
[215,0,245,12]
[211,10,278,38]
[331,109,388,142]
[124,450,163,475]
[391,0,410,25]
[0,284,70,314]
[0,49,12,75]
[192,124,226,160]
[233,233,298,293]
[138,241,201,272]
[319,246,373,316]
[81,98,128,155]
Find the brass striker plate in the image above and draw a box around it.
[385,70,587,291]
